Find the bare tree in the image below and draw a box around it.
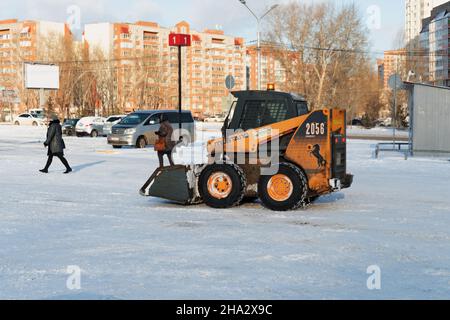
[38,32,84,118]
[266,2,373,116]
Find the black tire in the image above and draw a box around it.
[90,130,98,138]
[32,122,38,126]
[258,163,308,211]
[14,121,20,126]
[199,163,247,209]
[136,136,147,149]
[113,145,122,149]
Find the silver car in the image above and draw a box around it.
[107,110,196,149]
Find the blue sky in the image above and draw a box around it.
[1,0,405,57]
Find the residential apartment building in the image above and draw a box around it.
[419,1,450,86]
[246,44,288,92]
[0,19,71,114]
[382,49,407,89]
[405,0,447,49]
[83,20,246,116]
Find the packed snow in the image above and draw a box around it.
[0,123,449,300]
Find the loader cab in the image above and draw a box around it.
[225,91,309,131]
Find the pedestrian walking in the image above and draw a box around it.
[155,114,176,168]
[40,114,72,174]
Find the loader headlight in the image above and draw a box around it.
[124,128,136,135]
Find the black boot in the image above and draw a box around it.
[57,155,72,174]
[41,155,53,173]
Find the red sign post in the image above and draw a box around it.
[169,33,191,138]
[169,33,191,47]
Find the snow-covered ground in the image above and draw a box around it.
[0,124,449,300]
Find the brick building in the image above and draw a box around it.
[0,19,71,116]
[83,21,246,116]
[382,49,407,89]
[246,44,288,91]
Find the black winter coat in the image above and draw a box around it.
[45,120,66,155]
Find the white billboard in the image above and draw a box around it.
[24,63,60,90]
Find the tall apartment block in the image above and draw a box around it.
[246,44,288,91]
[382,49,407,89]
[0,19,71,113]
[420,1,450,86]
[405,0,447,49]
[83,21,246,116]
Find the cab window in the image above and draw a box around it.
[239,100,289,130]
[263,100,289,124]
[296,101,309,116]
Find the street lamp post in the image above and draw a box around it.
[239,1,279,90]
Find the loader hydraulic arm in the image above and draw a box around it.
[207,114,309,155]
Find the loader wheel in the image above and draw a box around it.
[199,163,246,209]
[258,163,308,211]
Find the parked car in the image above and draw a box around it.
[62,119,80,136]
[204,115,226,123]
[75,116,106,137]
[13,113,46,126]
[108,110,196,149]
[192,112,206,122]
[102,115,127,136]
[29,109,45,119]
[377,117,392,127]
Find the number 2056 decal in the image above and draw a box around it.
[306,122,326,136]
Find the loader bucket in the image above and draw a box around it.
[140,165,203,205]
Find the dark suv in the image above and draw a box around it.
[62,119,80,136]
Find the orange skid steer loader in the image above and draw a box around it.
[140,90,353,211]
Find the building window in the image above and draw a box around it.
[20,41,31,47]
